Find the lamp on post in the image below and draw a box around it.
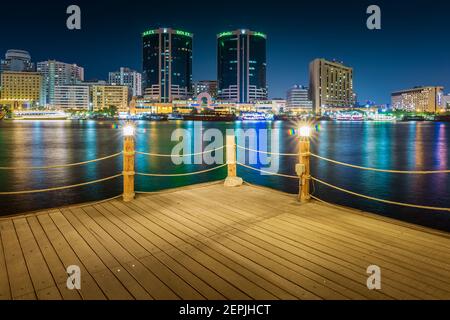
[122,122,135,202]
[296,125,311,203]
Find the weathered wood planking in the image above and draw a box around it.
[0,183,450,300]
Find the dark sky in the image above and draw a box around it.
[1,0,450,103]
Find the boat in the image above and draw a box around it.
[239,112,274,121]
[167,113,184,120]
[182,114,237,122]
[140,113,168,121]
[12,110,69,120]
[335,112,364,121]
[401,115,425,122]
[367,114,397,122]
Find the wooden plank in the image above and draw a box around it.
[190,186,450,299]
[85,203,201,300]
[26,216,81,300]
[217,187,450,293]
[36,213,106,300]
[77,204,181,300]
[125,198,319,300]
[0,220,36,299]
[47,210,133,300]
[99,201,249,300]
[183,186,426,298]
[62,208,152,300]
[109,200,273,300]
[13,218,62,300]
[156,190,386,299]
[0,231,11,300]
[93,202,242,300]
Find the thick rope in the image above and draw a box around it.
[310,153,450,174]
[0,152,123,170]
[136,163,227,177]
[0,174,123,195]
[236,145,297,157]
[311,176,450,212]
[136,146,225,158]
[237,162,299,179]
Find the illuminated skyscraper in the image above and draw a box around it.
[142,28,193,102]
[309,58,354,114]
[217,29,267,103]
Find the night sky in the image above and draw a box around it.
[2,0,450,103]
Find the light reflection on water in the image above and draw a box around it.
[0,120,449,232]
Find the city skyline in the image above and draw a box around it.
[2,0,450,104]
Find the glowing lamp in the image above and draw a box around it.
[299,126,312,138]
[123,124,135,137]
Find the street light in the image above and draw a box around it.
[123,123,135,137]
[299,126,312,138]
[122,122,135,202]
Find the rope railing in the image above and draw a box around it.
[236,145,297,157]
[311,176,450,212]
[309,153,450,174]
[237,162,299,179]
[136,163,227,177]
[136,146,225,158]
[0,152,123,170]
[0,174,123,195]
[236,145,450,175]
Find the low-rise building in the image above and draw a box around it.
[53,85,90,110]
[91,85,129,112]
[391,86,444,113]
[0,71,43,109]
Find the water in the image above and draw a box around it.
[0,120,449,232]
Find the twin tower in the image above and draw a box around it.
[142,28,267,104]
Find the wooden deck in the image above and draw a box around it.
[1,182,450,300]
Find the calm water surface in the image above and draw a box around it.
[0,120,449,231]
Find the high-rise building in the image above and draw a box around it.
[0,71,43,109]
[391,86,444,113]
[37,60,84,106]
[0,49,34,72]
[90,85,129,112]
[108,67,142,97]
[286,85,313,112]
[53,85,90,110]
[142,28,193,102]
[217,29,267,103]
[193,80,218,98]
[309,58,354,114]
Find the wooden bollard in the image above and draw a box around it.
[224,134,243,187]
[298,138,311,203]
[122,125,135,202]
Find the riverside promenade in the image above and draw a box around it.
[1,182,450,300]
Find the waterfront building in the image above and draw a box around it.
[0,49,34,72]
[36,60,84,106]
[439,94,450,112]
[108,67,142,97]
[53,85,90,110]
[309,58,354,114]
[286,85,313,113]
[90,85,129,112]
[253,100,286,114]
[129,96,173,114]
[193,80,218,98]
[391,86,444,113]
[0,71,43,109]
[142,28,193,102]
[217,29,267,103]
